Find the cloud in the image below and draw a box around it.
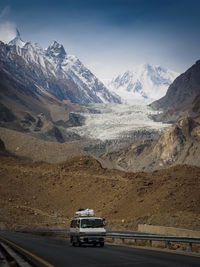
[0,6,10,19]
[0,21,17,43]
[0,6,16,43]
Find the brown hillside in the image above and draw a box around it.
[0,127,87,163]
[0,153,200,231]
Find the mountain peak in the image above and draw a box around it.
[108,64,179,105]
[137,63,158,73]
[46,41,66,59]
[50,40,62,48]
[8,28,25,48]
[141,63,151,69]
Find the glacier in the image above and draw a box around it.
[66,104,171,141]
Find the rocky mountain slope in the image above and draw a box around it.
[0,146,200,231]
[107,64,178,104]
[102,116,200,172]
[4,30,121,105]
[0,30,121,142]
[151,60,200,122]
[0,66,82,143]
[191,93,200,115]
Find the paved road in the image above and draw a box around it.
[0,231,199,267]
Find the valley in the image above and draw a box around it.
[0,27,200,234]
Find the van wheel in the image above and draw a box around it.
[71,237,76,246]
[100,242,104,247]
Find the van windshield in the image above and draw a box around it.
[81,219,104,228]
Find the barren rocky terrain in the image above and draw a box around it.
[0,136,200,231]
[0,127,87,163]
[102,116,200,172]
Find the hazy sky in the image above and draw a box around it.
[0,0,200,80]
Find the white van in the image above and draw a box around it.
[69,211,106,247]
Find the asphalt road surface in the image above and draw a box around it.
[0,231,199,267]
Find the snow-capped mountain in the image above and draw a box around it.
[5,30,121,104]
[107,64,179,105]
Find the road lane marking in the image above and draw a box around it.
[0,235,54,267]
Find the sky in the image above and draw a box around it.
[0,0,200,81]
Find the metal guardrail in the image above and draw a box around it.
[0,240,32,266]
[106,232,200,252]
[16,229,200,253]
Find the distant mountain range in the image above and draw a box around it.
[3,30,121,105]
[107,64,179,104]
[0,29,181,111]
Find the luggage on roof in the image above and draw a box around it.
[75,208,95,217]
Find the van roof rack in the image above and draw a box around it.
[74,214,95,218]
[75,209,95,217]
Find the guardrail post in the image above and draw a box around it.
[112,237,115,243]
[149,240,152,247]
[122,238,125,244]
[166,241,171,249]
[189,243,193,252]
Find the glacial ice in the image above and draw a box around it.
[66,104,171,141]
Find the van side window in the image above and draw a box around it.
[70,220,76,228]
[70,219,81,228]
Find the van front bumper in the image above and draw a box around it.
[80,236,105,244]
